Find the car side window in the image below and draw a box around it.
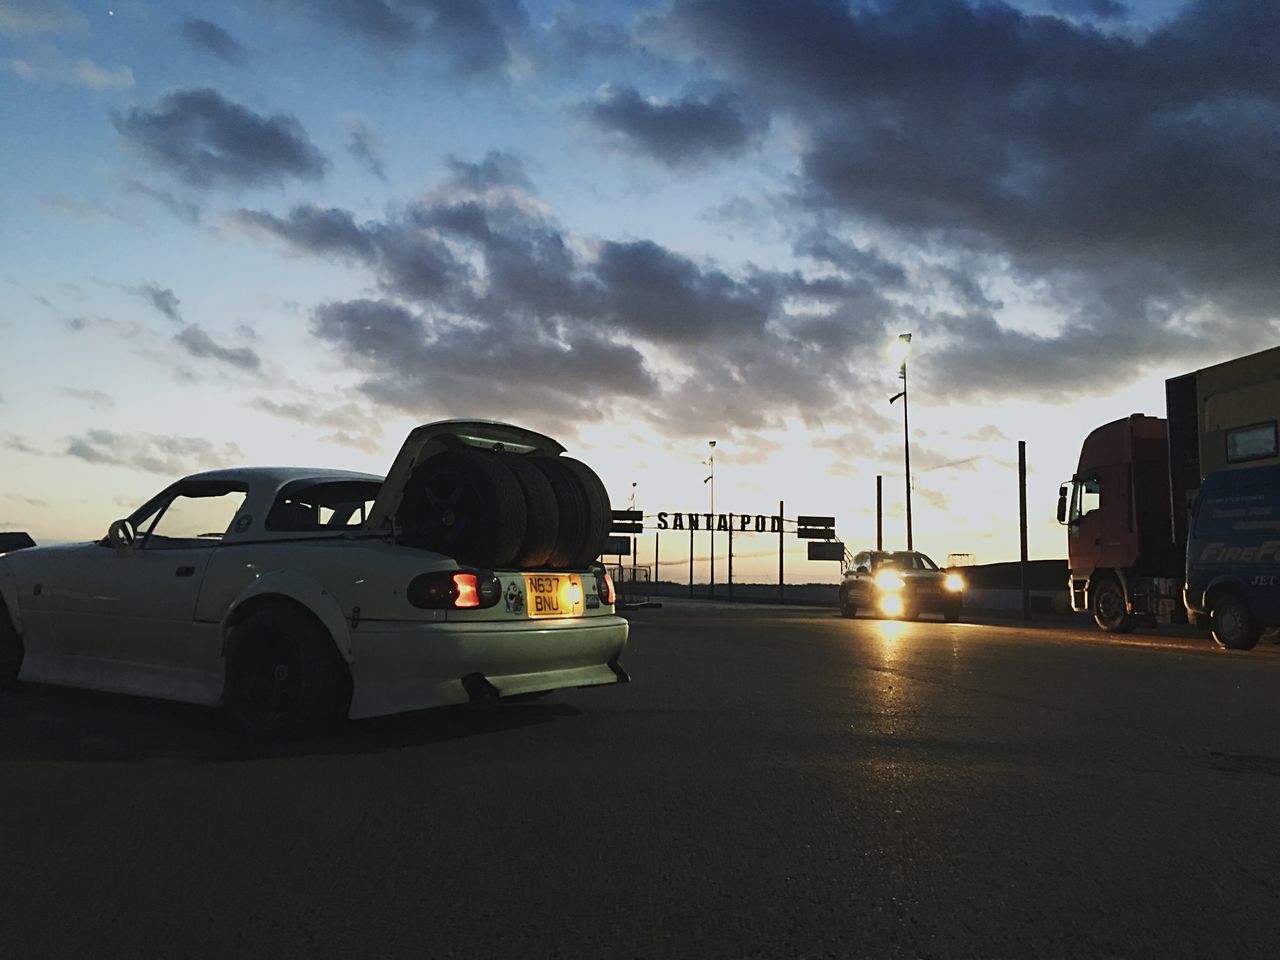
[143,490,248,549]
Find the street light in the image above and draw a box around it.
[704,440,716,597]
[888,333,913,551]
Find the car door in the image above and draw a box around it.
[50,482,247,668]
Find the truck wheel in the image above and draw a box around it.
[1211,593,1262,651]
[398,448,528,568]
[839,589,856,619]
[1090,576,1133,633]
[224,604,352,740]
[0,603,22,688]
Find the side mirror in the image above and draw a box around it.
[1056,485,1068,525]
[107,518,137,552]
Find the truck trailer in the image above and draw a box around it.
[1058,345,1280,643]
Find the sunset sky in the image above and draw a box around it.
[3,0,1277,583]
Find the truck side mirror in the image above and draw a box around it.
[1056,485,1068,525]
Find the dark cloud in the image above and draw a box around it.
[236,151,899,438]
[1051,0,1128,19]
[288,0,529,79]
[136,282,182,322]
[343,115,386,181]
[248,395,386,453]
[174,325,261,371]
[651,0,1280,396]
[123,178,202,224]
[65,430,244,476]
[114,88,327,188]
[581,84,759,169]
[181,18,248,64]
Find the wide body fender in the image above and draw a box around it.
[0,564,20,633]
[220,569,354,662]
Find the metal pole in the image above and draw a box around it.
[727,513,734,601]
[876,474,883,551]
[708,444,715,600]
[778,499,785,604]
[654,531,660,598]
[688,525,694,599]
[1019,440,1030,620]
[903,360,913,551]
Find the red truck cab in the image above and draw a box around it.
[1059,414,1183,631]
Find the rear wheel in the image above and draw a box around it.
[1091,575,1133,633]
[0,604,22,688]
[224,604,352,740]
[1211,592,1261,651]
[398,448,527,567]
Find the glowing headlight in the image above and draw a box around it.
[875,570,906,591]
[945,574,964,592]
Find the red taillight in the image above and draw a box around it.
[453,573,480,608]
[408,570,501,610]
[596,570,616,606]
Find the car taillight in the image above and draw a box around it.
[408,570,501,609]
[595,568,616,606]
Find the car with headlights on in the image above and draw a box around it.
[0,420,628,738]
[839,550,964,621]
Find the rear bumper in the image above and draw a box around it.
[346,615,629,719]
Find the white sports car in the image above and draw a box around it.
[0,420,628,737]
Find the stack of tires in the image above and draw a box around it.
[397,447,611,569]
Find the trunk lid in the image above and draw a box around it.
[364,419,565,534]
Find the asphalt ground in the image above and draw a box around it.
[3,601,1280,960]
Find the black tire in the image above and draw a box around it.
[224,604,352,740]
[556,457,611,568]
[1090,575,1133,634]
[839,588,857,619]
[531,457,594,569]
[499,453,560,568]
[1211,592,1261,651]
[398,448,527,568]
[0,603,22,688]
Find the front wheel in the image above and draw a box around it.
[224,605,352,739]
[839,589,857,619]
[1091,576,1133,634]
[1211,593,1261,651]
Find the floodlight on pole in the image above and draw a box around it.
[704,440,716,597]
[887,333,913,551]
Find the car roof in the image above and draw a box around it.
[180,466,384,486]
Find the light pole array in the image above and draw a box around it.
[888,333,913,551]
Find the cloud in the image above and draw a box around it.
[5,53,133,90]
[174,325,261,371]
[1051,0,1128,19]
[135,282,182,322]
[122,179,202,224]
[65,430,244,476]
[238,151,901,438]
[60,388,115,410]
[343,114,386,181]
[181,18,248,64]
[0,1,85,36]
[4,493,49,509]
[114,88,327,188]
[580,84,759,169]
[284,0,530,79]
[648,0,1280,397]
[247,393,387,452]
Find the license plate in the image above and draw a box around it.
[524,574,584,619]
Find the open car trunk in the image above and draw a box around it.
[365,420,610,571]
